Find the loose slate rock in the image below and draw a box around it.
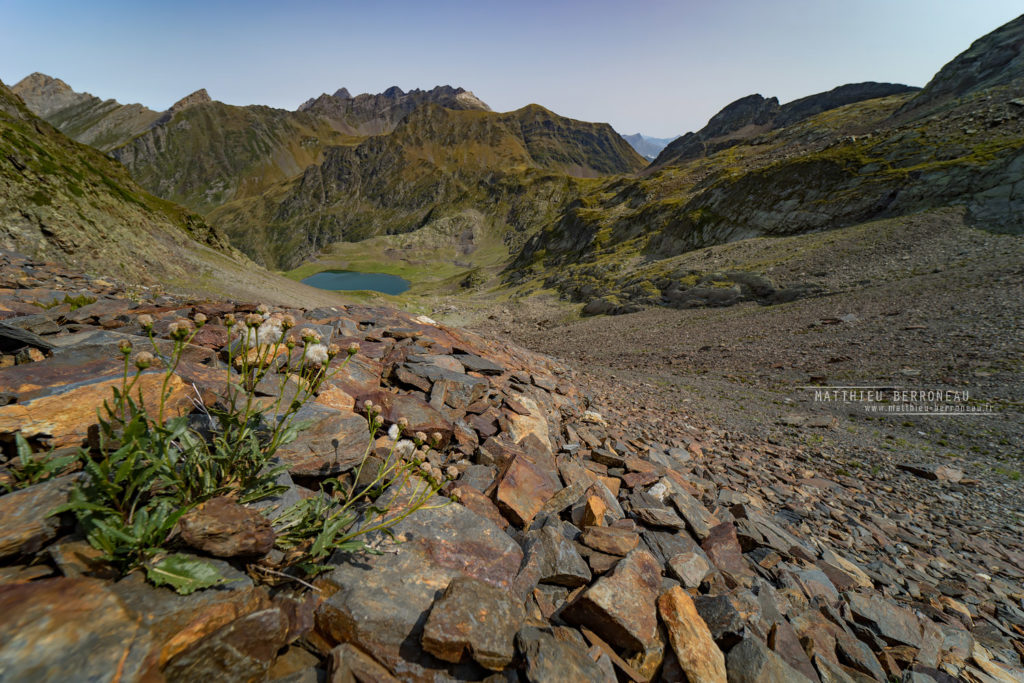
[846,591,924,648]
[315,489,522,681]
[163,608,289,682]
[178,496,275,558]
[517,626,610,682]
[421,575,524,670]
[274,403,368,477]
[0,577,149,682]
[667,551,712,588]
[0,474,77,561]
[580,525,640,556]
[495,452,561,527]
[897,463,964,483]
[725,635,811,682]
[658,586,727,683]
[702,522,756,584]
[561,549,663,653]
[520,524,592,589]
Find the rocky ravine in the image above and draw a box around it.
[0,249,1022,682]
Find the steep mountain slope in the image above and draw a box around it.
[899,13,1024,116]
[649,81,919,169]
[15,76,493,215]
[210,103,647,269]
[0,79,343,306]
[506,15,1024,314]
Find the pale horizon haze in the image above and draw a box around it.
[2,1,1021,138]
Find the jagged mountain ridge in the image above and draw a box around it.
[649,81,920,169]
[210,103,647,269]
[297,84,492,135]
[13,76,495,214]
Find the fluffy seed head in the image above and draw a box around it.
[256,304,269,315]
[327,343,340,359]
[387,424,400,441]
[300,328,321,343]
[256,318,284,346]
[193,312,207,327]
[446,465,459,479]
[223,313,236,327]
[304,343,329,366]
[118,339,133,355]
[136,314,154,330]
[244,313,263,328]
[414,431,427,444]
[397,417,409,430]
[347,342,360,356]
[280,314,295,330]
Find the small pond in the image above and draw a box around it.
[301,270,410,295]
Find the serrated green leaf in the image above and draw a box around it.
[146,554,226,595]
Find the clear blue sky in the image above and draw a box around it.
[2,1,1021,137]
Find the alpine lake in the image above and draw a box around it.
[301,270,411,295]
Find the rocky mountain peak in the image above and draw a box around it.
[382,85,405,98]
[455,89,491,111]
[11,72,90,117]
[332,87,351,99]
[14,72,72,94]
[703,93,781,138]
[169,88,212,114]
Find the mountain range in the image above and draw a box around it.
[6,14,1024,314]
[620,133,678,160]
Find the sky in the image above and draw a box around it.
[2,1,1021,138]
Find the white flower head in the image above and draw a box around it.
[396,440,416,459]
[255,318,283,346]
[304,342,329,366]
[387,423,400,441]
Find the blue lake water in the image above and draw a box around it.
[301,270,411,295]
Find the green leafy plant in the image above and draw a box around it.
[2,433,78,492]
[55,308,449,593]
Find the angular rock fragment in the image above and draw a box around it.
[519,525,592,588]
[517,626,609,682]
[726,636,812,682]
[163,608,289,682]
[421,575,524,670]
[0,474,77,561]
[658,586,727,683]
[702,522,756,584]
[580,525,640,556]
[178,496,275,558]
[561,549,663,653]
